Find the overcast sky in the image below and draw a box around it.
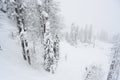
[57,0,120,35]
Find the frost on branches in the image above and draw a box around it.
[43,34,60,73]
[42,11,60,73]
[1,0,61,73]
[107,37,120,80]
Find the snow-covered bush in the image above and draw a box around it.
[84,65,104,80]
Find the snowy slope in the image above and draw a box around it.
[0,12,50,80]
[0,11,112,80]
[54,41,112,80]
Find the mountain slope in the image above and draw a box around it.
[0,12,50,80]
[0,11,112,80]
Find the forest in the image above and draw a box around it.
[0,0,120,80]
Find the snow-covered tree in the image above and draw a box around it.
[66,24,94,46]
[107,35,120,80]
[40,0,60,73]
[88,25,93,43]
[41,0,61,36]
[21,0,45,66]
[2,0,61,73]
[69,23,79,45]
[79,27,84,42]
[83,25,88,43]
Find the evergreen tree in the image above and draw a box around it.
[107,36,120,80]
[88,25,93,43]
[41,0,60,73]
[2,0,61,73]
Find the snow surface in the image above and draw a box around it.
[0,11,112,80]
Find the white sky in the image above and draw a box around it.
[57,0,120,35]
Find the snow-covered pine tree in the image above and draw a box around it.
[2,0,60,73]
[107,38,120,80]
[41,0,60,73]
[70,23,75,45]
[43,33,60,73]
[79,27,84,42]
[20,0,44,66]
[88,25,93,43]
[69,23,79,45]
[84,25,88,43]
[41,0,61,35]
[11,0,39,69]
[41,11,59,73]
[14,0,30,64]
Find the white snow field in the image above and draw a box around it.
[0,12,112,80]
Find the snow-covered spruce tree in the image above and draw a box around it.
[41,0,61,35]
[14,0,32,65]
[41,0,60,73]
[43,30,60,73]
[107,37,120,80]
[3,0,60,73]
[78,27,84,42]
[20,0,45,67]
[13,0,43,66]
[83,25,89,43]
[88,25,93,43]
[2,0,28,62]
[70,23,76,45]
[69,23,79,46]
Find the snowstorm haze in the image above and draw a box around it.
[57,0,120,35]
[1,0,120,80]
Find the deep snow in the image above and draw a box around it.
[0,12,112,80]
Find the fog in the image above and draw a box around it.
[57,0,120,35]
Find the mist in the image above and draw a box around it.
[57,0,120,35]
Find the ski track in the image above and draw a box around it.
[0,12,112,80]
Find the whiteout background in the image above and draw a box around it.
[57,0,120,35]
